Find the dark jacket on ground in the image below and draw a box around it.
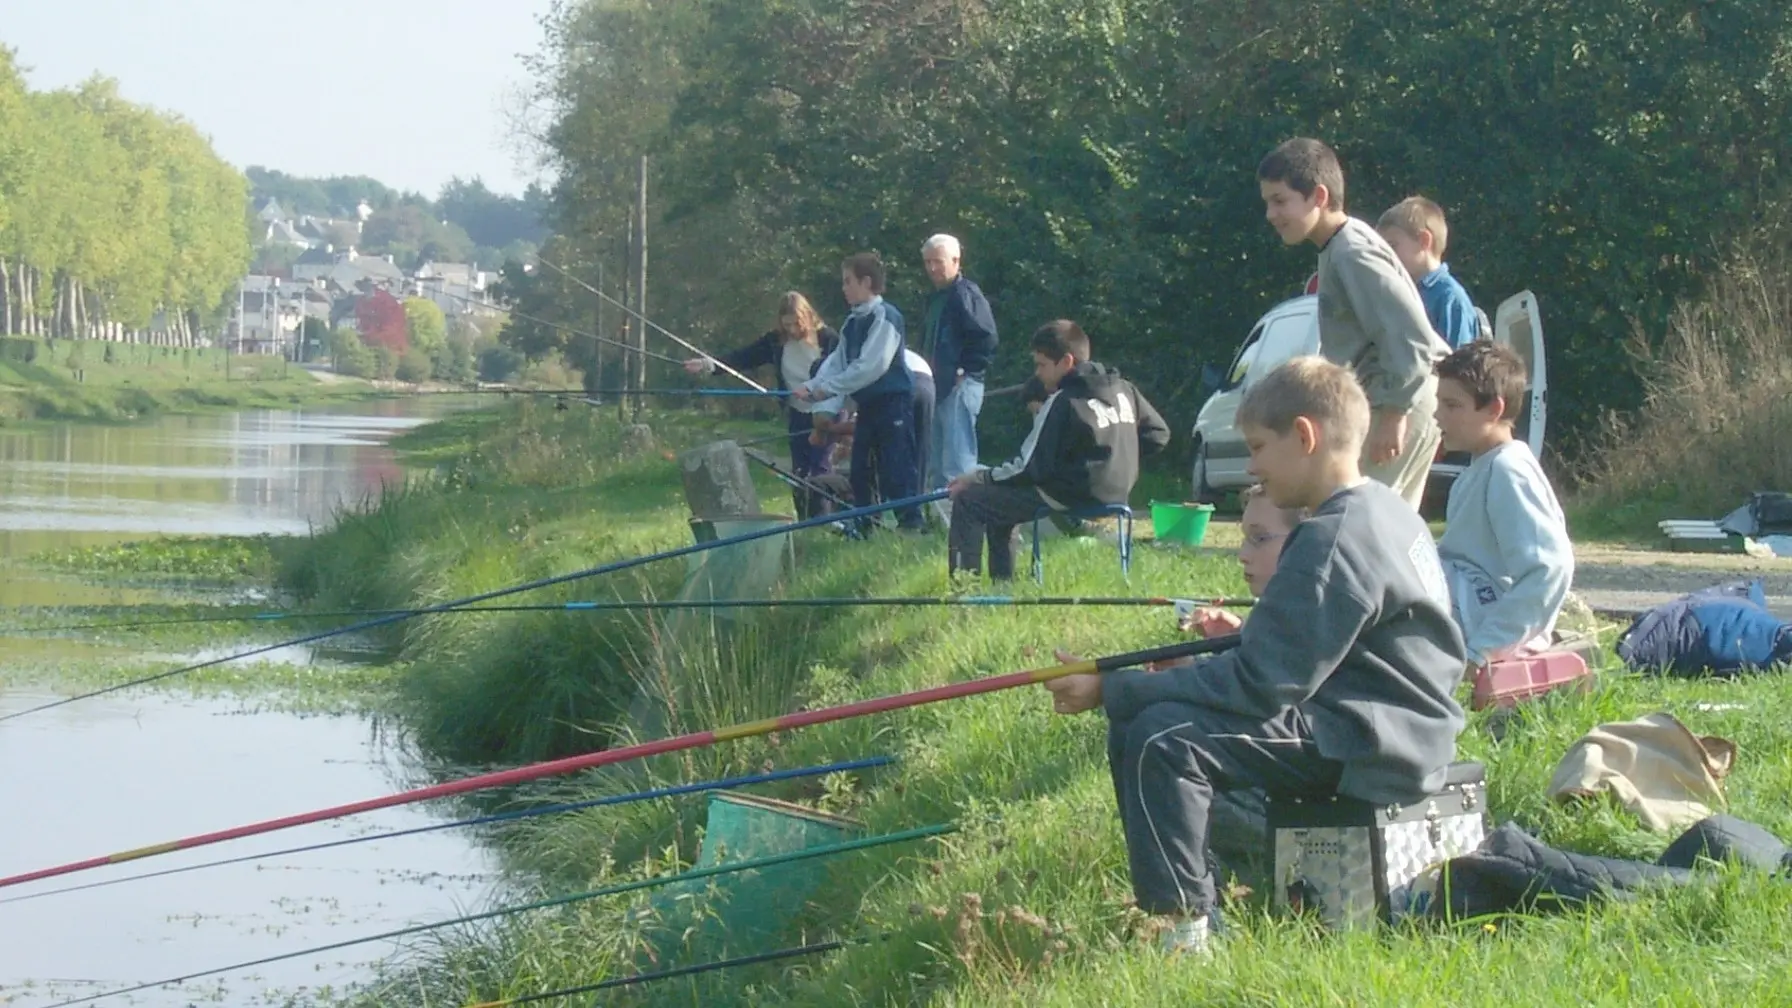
[922,275,998,391]
[1616,579,1792,678]
[716,326,839,393]
[1103,481,1468,805]
[978,361,1169,510]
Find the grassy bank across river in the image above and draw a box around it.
[0,339,376,424]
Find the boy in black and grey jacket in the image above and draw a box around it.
[946,320,1169,580]
[1044,355,1467,955]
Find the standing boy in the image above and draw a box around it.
[1378,196,1483,350]
[946,320,1169,580]
[1433,342,1574,666]
[1044,356,1467,953]
[1258,138,1450,509]
[920,234,999,501]
[794,253,923,531]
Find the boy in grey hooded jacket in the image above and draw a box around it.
[1044,356,1467,954]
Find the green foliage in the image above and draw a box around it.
[0,335,35,362]
[361,204,474,271]
[329,326,378,378]
[527,0,1792,460]
[395,348,433,383]
[31,535,279,583]
[477,343,524,382]
[0,70,249,336]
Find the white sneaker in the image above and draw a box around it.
[1159,915,1211,956]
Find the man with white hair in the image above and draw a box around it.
[920,233,999,523]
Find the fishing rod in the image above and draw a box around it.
[537,258,769,393]
[0,632,1233,889]
[0,489,948,725]
[432,287,692,367]
[465,935,886,1007]
[741,446,854,511]
[40,824,953,1008]
[0,756,892,906]
[3,596,1254,637]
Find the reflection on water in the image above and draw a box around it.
[0,400,455,554]
[0,691,499,1007]
[0,398,496,1006]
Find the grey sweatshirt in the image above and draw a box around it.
[1437,440,1574,665]
[1317,218,1451,413]
[1104,480,1468,804]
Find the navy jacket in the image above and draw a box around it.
[1617,580,1792,677]
[922,276,998,390]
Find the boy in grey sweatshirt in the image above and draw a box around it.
[1044,356,1467,954]
[1433,342,1573,666]
[1258,138,1450,510]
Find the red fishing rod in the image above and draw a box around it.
[0,634,1238,890]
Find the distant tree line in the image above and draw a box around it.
[0,49,250,346]
[505,0,1792,460]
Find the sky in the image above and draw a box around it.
[0,0,560,198]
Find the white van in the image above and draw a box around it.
[1190,289,1547,508]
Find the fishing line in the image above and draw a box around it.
[40,824,953,1008]
[0,489,947,726]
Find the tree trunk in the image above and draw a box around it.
[0,257,11,336]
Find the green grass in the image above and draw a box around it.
[271,401,1792,1007]
[26,534,285,584]
[0,340,372,424]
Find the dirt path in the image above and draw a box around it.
[1572,542,1792,618]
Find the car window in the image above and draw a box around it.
[1497,306,1538,443]
[1222,321,1266,391]
[1242,312,1314,388]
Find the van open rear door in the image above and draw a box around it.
[1493,291,1546,456]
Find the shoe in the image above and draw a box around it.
[1159,915,1211,956]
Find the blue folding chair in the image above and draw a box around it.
[1031,503,1133,584]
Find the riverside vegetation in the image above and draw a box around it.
[234,396,1792,1007]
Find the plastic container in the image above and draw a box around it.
[1470,651,1593,710]
[1150,501,1215,547]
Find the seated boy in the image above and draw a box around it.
[1377,196,1485,350]
[1174,484,1307,639]
[1043,356,1468,953]
[1433,342,1574,666]
[946,320,1170,580]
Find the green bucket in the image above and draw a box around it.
[1150,501,1215,546]
[643,793,862,959]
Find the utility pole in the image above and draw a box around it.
[633,154,648,421]
[592,259,605,399]
[619,214,633,423]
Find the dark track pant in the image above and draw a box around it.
[785,407,833,519]
[910,373,935,494]
[1108,701,1342,916]
[947,482,1045,580]
[851,391,921,529]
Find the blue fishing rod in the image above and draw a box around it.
[0,756,892,905]
[0,489,949,723]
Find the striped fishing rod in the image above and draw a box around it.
[4,596,1256,637]
[0,634,1237,890]
[39,824,953,1008]
[0,489,949,724]
[0,757,893,906]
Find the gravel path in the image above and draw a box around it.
[1572,544,1792,619]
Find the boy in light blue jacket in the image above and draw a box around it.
[1433,342,1573,666]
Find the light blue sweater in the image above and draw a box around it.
[1437,440,1573,664]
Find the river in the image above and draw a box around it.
[0,401,498,1007]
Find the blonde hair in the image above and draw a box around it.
[1236,356,1370,455]
[776,291,823,342]
[1378,196,1450,259]
[1241,483,1308,528]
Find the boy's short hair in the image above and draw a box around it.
[1257,138,1346,211]
[1030,319,1092,363]
[1378,196,1451,259]
[1242,483,1309,528]
[841,252,886,294]
[1435,341,1527,421]
[1236,356,1370,454]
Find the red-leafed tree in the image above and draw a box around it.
[355,289,408,352]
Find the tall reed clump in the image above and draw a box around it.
[1575,240,1792,532]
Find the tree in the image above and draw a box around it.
[403,297,447,354]
[437,177,549,251]
[328,325,376,377]
[360,204,473,269]
[355,289,408,352]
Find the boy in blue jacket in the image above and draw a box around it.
[1045,356,1467,954]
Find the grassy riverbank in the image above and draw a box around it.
[0,340,373,424]
[255,400,1792,1006]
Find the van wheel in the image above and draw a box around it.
[1192,440,1218,505]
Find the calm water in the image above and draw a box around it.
[0,400,500,1007]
